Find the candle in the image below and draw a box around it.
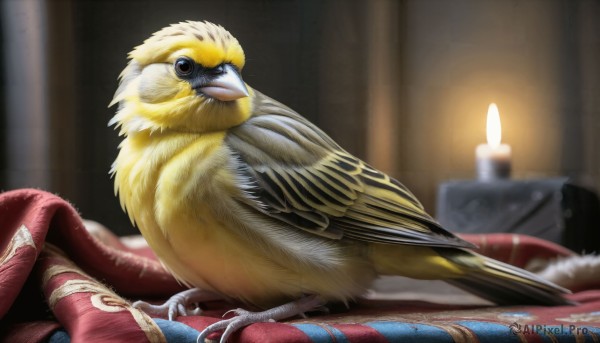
[476,103,512,181]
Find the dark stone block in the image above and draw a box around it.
[436,178,600,253]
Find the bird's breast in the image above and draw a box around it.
[114,130,238,280]
[113,130,301,303]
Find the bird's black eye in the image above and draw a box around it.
[174,57,194,77]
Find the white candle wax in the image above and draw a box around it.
[476,143,512,181]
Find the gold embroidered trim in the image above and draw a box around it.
[557,312,600,323]
[509,234,520,266]
[42,244,166,342]
[430,323,479,343]
[0,225,36,265]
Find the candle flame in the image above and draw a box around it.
[486,103,501,148]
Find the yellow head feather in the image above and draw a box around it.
[110,21,252,134]
[130,21,245,70]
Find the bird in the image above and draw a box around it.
[109,21,571,342]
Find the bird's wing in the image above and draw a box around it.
[226,91,474,249]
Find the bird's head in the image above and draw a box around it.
[109,21,252,134]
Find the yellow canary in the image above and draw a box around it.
[110,21,570,342]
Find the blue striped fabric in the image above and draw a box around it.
[456,321,523,343]
[291,323,350,343]
[366,321,454,342]
[47,319,600,343]
[153,319,200,343]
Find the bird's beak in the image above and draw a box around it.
[200,64,249,101]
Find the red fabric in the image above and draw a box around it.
[0,189,597,342]
[0,189,183,342]
[459,233,575,268]
[333,323,389,343]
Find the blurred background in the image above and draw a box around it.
[1,0,599,236]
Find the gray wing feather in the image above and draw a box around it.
[226,91,474,249]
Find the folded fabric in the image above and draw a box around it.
[1,189,599,342]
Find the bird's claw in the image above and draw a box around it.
[133,297,201,320]
[196,295,324,343]
[133,288,221,320]
[197,309,274,343]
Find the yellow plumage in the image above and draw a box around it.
[110,20,570,341]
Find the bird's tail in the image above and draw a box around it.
[438,249,574,306]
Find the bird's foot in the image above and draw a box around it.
[197,295,325,343]
[133,288,222,320]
